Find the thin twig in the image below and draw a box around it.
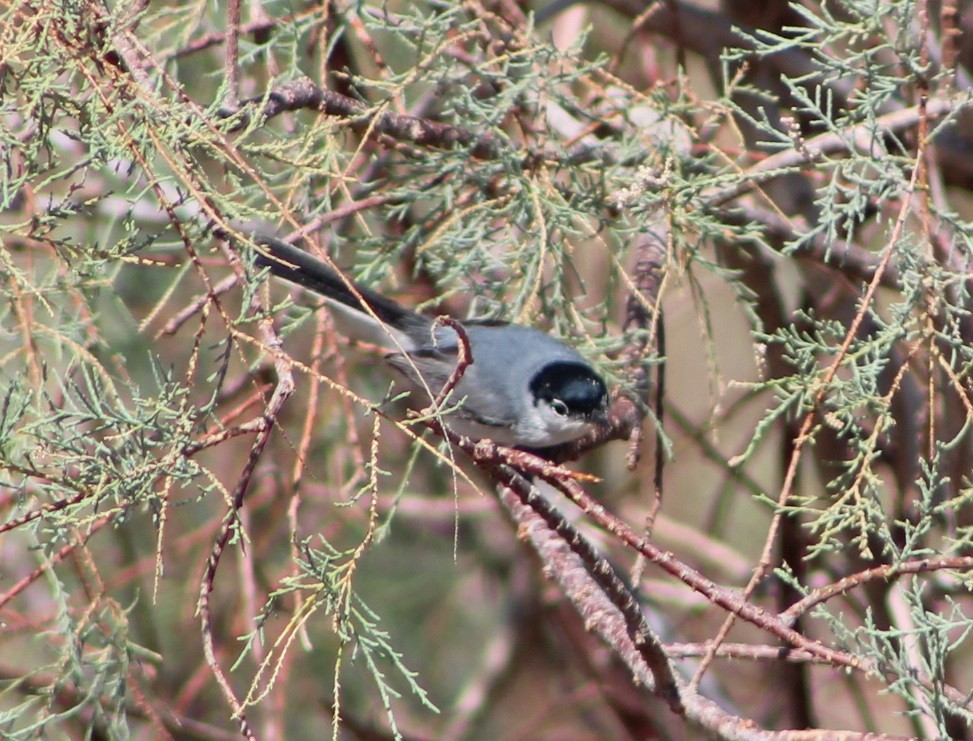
[0,514,112,611]
[225,77,507,159]
[428,317,473,408]
[224,0,241,108]
[780,556,973,625]
[664,642,835,664]
[196,243,296,738]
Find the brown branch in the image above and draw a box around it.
[467,436,864,668]
[665,642,836,664]
[181,417,271,457]
[168,8,324,60]
[225,77,507,159]
[224,77,621,169]
[407,409,681,712]
[197,265,295,738]
[493,467,684,714]
[0,514,112,611]
[159,274,239,337]
[0,484,91,536]
[224,0,241,108]
[0,662,240,741]
[491,462,919,739]
[780,556,973,625]
[498,434,973,723]
[455,431,968,712]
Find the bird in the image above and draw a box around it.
[250,234,609,449]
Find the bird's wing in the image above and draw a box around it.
[385,349,518,429]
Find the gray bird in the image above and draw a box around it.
[252,235,608,448]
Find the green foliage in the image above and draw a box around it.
[3,0,973,738]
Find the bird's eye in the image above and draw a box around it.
[551,399,569,417]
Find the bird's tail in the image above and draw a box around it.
[250,234,430,344]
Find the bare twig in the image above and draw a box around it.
[493,466,684,715]
[225,77,507,159]
[428,317,474,408]
[224,0,241,108]
[0,514,112,611]
[167,8,323,60]
[197,272,295,738]
[665,642,835,664]
[780,556,973,625]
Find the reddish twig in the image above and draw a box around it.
[471,430,973,710]
[489,459,925,740]
[469,437,857,658]
[0,514,112,611]
[0,485,91,536]
[167,8,323,60]
[160,274,239,337]
[197,307,295,739]
[429,317,473,408]
[780,556,973,625]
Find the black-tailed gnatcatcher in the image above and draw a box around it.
[252,236,609,448]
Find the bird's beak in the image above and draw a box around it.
[590,406,611,428]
